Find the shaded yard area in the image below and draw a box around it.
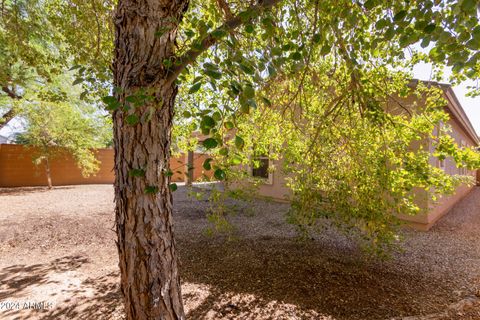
[0,185,479,319]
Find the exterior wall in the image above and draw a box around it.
[418,112,478,230]
[250,89,478,230]
[0,144,115,187]
[255,158,292,201]
[0,144,212,187]
[192,153,215,181]
[396,188,430,228]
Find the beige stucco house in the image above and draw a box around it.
[246,81,479,231]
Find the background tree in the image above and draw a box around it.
[0,0,64,128]
[0,0,114,129]
[16,75,112,188]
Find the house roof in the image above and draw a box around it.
[411,79,480,146]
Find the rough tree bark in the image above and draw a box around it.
[112,0,281,318]
[113,0,189,319]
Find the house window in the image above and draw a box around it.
[437,158,445,170]
[251,155,273,184]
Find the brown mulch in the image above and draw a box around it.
[0,184,479,319]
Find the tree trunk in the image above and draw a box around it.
[113,0,188,319]
[44,157,52,189]
[186,151,194,186]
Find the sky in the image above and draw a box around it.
[412,62,480,137]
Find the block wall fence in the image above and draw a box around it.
[0,144,212,187]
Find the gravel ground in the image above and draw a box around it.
[0,184,479,319]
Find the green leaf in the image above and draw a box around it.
[239,62,254,75]
[224,121,234,129]
[230,81,241,94]
[183,111,192,118]
[384,27,395,40]
[203,158,213,170]
[163,59,173,68]
[169,183,178,191]
[420,37,430,48]
[125,114,140,126]
[102,96,116,104]
[214,168,226,180]
[231,155,242,165]
[364,0,376,10]
[235,135,245,150]
[219,147,228,156]
[423,24,436,34]
[267,64,277,77]
[72,78,84,85]
[188,82,202,94]
[238,10,253,22]
[375,19,389,30]
[165,169,173,177]
[243,85,255,99]
[211,29,227,38]
[262,97,272,106]
[248,99,258,109]
[245,24,255,33]
[102,96,121,110]
[129,168,145,177]
[203,138,218,149]
[290,51,302,61]
[320,44,331,56]
[205,69,222,80]
[393,10,407,22]
[145,186,159,194]
[80,91,88,100]
[125,95,137,104]
[212,111,222,122]
[466,37,480,50]
[240,103,250,114]
[461,0,476,12]
[201,115,215,129]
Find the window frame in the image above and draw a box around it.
[250,155,274,185]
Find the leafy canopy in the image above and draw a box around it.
[16,74,112,175]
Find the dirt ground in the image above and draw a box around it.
[0,184,479,320]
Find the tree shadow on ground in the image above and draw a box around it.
[0,186,74,196]
[0,255,88,300]
[0,255,123,320]
[178,238,456,320]
[36,272,123,320]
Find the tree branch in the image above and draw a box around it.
[0,86,22,129]
[216,0,234,20]
[164,0,282,88]
[2,86,21,99]
[0,108,17,130]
